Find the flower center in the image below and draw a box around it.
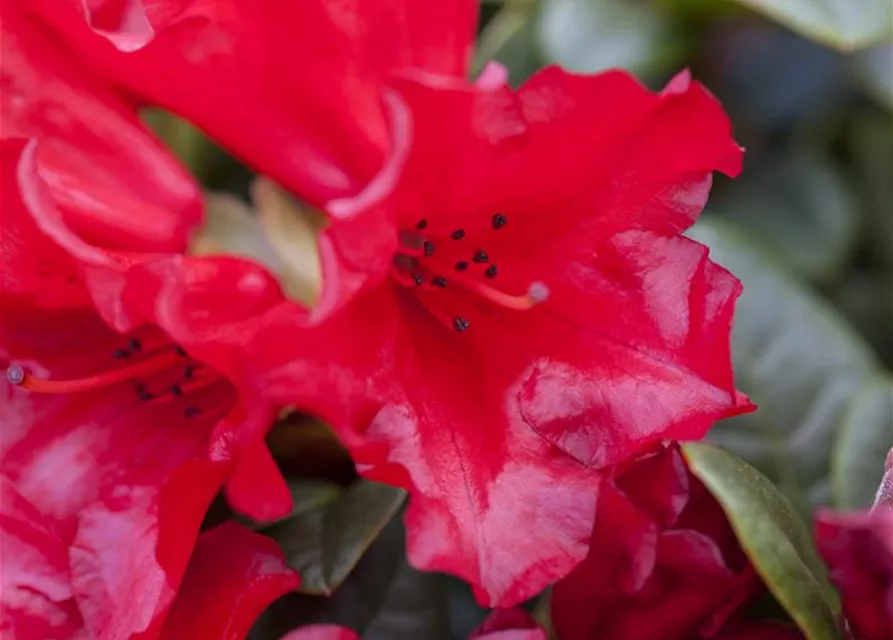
[390,213,549,332]
[5,333,219,419]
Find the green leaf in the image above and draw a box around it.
[682,442,841,640]
[264,480,407,596]
[688,219,881,516]
[474,0,542,86]
[832,376,893,509]
[709,148,858,282]
[852,44,893,111]
[535,0,684,76]
[250,517,450,640]
[723,0,892,51]
[849,113,893,270]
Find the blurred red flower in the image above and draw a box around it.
[551,444,763,640]
[815,507,893,640]
[19,0,752,607]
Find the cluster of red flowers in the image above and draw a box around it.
[1,1,890,639]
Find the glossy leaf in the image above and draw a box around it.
[250,517,449,640]
[724,0,892,51]
[832,376,893,509]
[689,219,881,515]
[709,148,858,282]
[682,442,841,640]
[264,481,407,596]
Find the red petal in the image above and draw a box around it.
[0,479,85,639]
[471,609,547,639]
[712,621,805,640]
[0,308,246,637]
[815,508,893,640]
[552,447,761,640]
[160,522,300,640]
[1,6,200,256]
[26,0,477,205]
[279,626,359,640]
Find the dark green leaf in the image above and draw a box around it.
[682,442,841,640]
[849,113,893,270]
[689,219,881,515]
[832,376,893,509]
[723,0,892,51]
[710,148,858,282]
[474,1,542,86]
[852,44,893,111]
[264,481,407,595]
[250,516,449,639]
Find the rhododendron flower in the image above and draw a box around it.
[875,448,893,508]
[279,608,546,640]
[21,0,752,606]
[0,485,299,639]
[815,507,893,640]
[1,3,289,518]
[551,445,763,640]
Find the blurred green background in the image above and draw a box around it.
[146,1,892,636]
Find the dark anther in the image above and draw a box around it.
[184,406,202,418]
[171,384,184,397]
[416,219,428,230]
[472,250,489,264]
[455,261,469,271]
[492,213,507,230]
[138,390,155,401]
[432,276,447,287]
[423,241,435,257]
[485,265,498,279]
[184,366,196,380]
[452,317,470,332]
[412,274,424,286]
[134,382,147,394]
[175,346,188,358]
[450,229,465,240]
[128,338,142,353]
[113,348,130,359]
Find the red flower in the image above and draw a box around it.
[1,3,289,520]
[0,303,281,637]
[551,445,762,640]
[0,483,299,639]
[815,507,893,640]
[712,621,804,640]
[278,609,545,640]
[20,0,752,606]
[22,0,478,205]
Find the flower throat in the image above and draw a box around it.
[390,212,549,332]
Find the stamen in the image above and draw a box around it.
[6,351,183,394]
[449,269,550,311]
[416,219,428,230]
[184,406,202,418]
[455,261,469,271]
[175,346,188,358]
[113,348,130,359]
[128,338,142,353]
[472,250,488,264]
[171,384,184,396]
[485,265,498,279]
[450,229,465,240]
[453,317,470,332]
[412,274,424,286]
[432,276,447,287]
[492,213,507,230]
[423,241,435,257]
